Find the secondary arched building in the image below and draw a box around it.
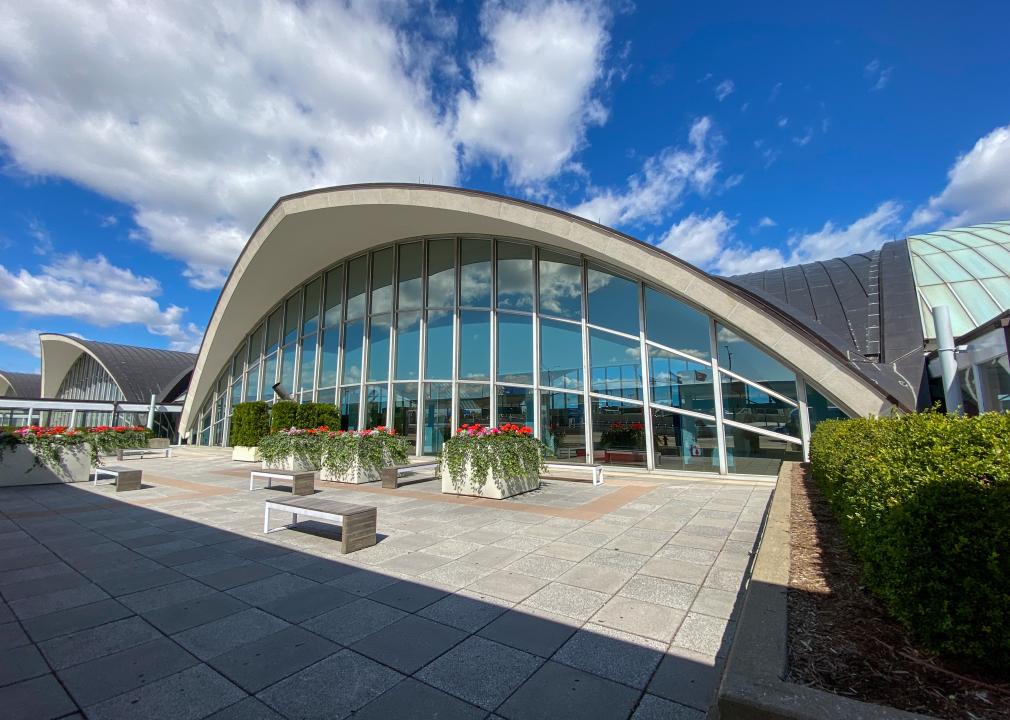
[180,184,923,478]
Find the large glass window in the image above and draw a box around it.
[721,375,798,436]
[497,313,534,384]
[716,325,797,399]
[341,321,364,385]
[805,385,848,433]
[303,278,322,335]
[538,250,582,320]
[392,382,418,446]
[299,334,317,396]
[371,247,394,314]
[645,287,710,359]
[265,310,282,355]
[540,318,583,390]
[397,243,423,310]
[591,398,647,467]
[366,385,388,428]
[245,364,259,402]
[458,311,490,381]
[497,385,534,429]
[279,344,296,395]
[541,391,586,460]
[367,315,391,382]
[497,242,533,311]
[590,329,642,400]
[340,388,360,431]
[652,409,719,473]
[460,238,492,307]
[725,425,802,476]
[977,355,1010,412]
[283,294,301,346]
[427,239,455,307]
[422,382,453,454]
[395,312,421,381]
[458,383,491,427]
[324,266,343,327]
[248,324,265,363]
[319,328,339,388]
[261,354,277,401]
[346,256,368,320]
[649,347,713,414]
[587,264,640,335]
[425,310,453,379]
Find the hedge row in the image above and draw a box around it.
[810,412,1010,667]
[229,400,343,446]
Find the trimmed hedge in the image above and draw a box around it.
[229,401,270,447]
[810,412,1010,667]
[270,400,298,432]
[270,400,341,432]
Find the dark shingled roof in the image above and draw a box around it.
[0,371,41,398]
[63,337,196,404]
[722,239,925,410]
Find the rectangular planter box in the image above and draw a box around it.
[232,446,261,462]
[319,461,380,484]
[441,463,540,499]
[262,454,316,472]
[148,438,171,450]
[0,444,92,486]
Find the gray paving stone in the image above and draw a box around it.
[173,608,290,661]
[174,554,252,579]
[531,541,595,562]
[418,635,544,710]
[21,598,132,643]
[0,673,78,720]
[690,587,737,620]
[467,570,548,603]
[227,572,318,607]
[141,592,248,635]
[200,562,280,590]
[424,538,484,559]
[656,544,720,565]
[354,677,485,720]
[0,643,49,686]
[258,583,355,623]
[367,579,450,612]
[288,557,358,583]
[301,597,407,645]
[352,615,466,674]
[554,624,666,688]
[584,548,648,572]
[640,557,710,585]
[632,693,706,720]
[328,568,401,596]
[379,551,452,576]
[418,590,511,632]
[0,621,30,650]
[208,625,338,693]
[0,559,74,587]
[58,637,198,707]
[672,612,732,656]
[205,696,285,720]
[497,661,640,720]
[9,582,110,620]
[478,607,578,658]
[620,575,699,610]
[94,566,185,596]
[703,568,746,592]
[39,615,162,670]
[460,545,525,569]
[257,650,402,719]
[591,595,686,643]
[0,568,90,601]
[505,554,577,580]
[647,647,719,711]
[521,582,609,622]
[556,563,634,594]
[118,578,218,613]
[84,663,246,720]
[150,546,221,567]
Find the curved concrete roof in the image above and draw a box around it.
[0,371,41,398]
[40,334,196,403]
[180,183,901,432]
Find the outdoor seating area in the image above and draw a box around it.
[0,447,768,719]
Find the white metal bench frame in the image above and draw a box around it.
[249,470,315,493]
[380,460,440,488]
[544,461,604,485]
[117,447,172,460]
[92,465,142,491]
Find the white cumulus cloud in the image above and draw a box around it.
[714,79,734,101]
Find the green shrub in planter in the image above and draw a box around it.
[229,402,270,447]
[270,400,299,432]
[294,402,341,430]
[810,412,1010,667]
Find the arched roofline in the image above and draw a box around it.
[39,334,126,401]
[180,183,900,432]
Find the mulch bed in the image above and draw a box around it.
[786,463,1009,719]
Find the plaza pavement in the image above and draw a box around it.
[0,447,771,719]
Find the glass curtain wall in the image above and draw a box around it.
[197,236,836,476]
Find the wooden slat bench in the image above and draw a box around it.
[116,447,172,460]
[263,496,377,554]
[250,469,316,496]
[92,465,143,492]
[543,461,604,486]
[380,460,440,489]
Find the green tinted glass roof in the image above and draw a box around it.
[909,221,1010,338]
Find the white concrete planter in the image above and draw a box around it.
[232,446,261,462]
[148,438,171,450]
[319,459,380,484]
[0,444,92,486]
[441,461,540,499]
[262,454,316,472]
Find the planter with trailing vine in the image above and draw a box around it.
[440,423,545,499]
[258,428,323,471]
[319,427,410,484]
[0,426,150,486]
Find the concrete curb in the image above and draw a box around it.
[713,462,931,720]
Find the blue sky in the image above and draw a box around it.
[1,0,1009,372]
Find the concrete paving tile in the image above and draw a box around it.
[504,554,577,580]
[584,548,649,572]
[118,578,218,613]
[703,568,746,592]
[354,677,485,720]
[205,696,285,720]
[173,554,252,579]
[367,579,450,612]
[227,572,318,607]
[668,533,725,551]
[9,582,110,620]
[690,587,738,620]
[460,545,526,569]
[419,560,492,589]
[591,595,686,643]
[208,625,338,693]
[173,608,290,661]
[467,570,548,603]
[301,597,407,645]
[620,575,699,611]
[417,635,544,710]
[351,615,466,674]
[418,590,511,632]
[632,693,706,720]
[424,539,485,558]
[0,673,77,720]
[603,534,668,556]
[521,583,609,622]
[656,545,720,565]
[258,583,355,623]
[497,661,640,720]
[0,568,90,602]
[533,541,596,562]
[0,559,75,587]
[493,535,550,552]
[328,568,402,596]
[58,637,198,707]
[555,563,634,594]
[554,623,666,689]
[200,562,280,590]
[288,557,359,582]
[647,647,719,711]
[477,607,578,658]
[0,621,30,650]
[379,551,452,576]
[671,612,732,657]
[94,566,185,597]
[143,592,248,635]
[21,598,132,643]
[0,643,49,686]
[84,663,246,720]
[257,650,403,718]
[640,557,710,585]
[39,615,162,670]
